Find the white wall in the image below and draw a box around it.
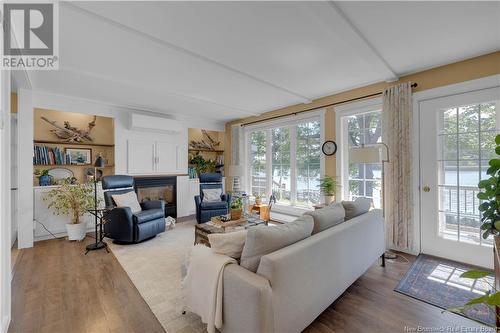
[16,90,224,248]
[10,115,17,248]
[1,71,12,333]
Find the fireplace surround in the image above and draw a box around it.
[134,176,177,217]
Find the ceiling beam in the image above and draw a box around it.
[63,2,314,104]
[323,1,399,82]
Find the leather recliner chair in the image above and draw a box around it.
[194,173,231,223]
[102,175,166,243]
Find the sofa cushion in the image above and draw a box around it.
[240,215,314,272]
[111,191,142,213]
[304,202,345,234]
[208,229,247,259]
[202,188,222,202]
[342,197,372,220]
[133,208,164,224]
[200,201,227,210]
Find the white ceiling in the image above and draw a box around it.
[20,1,500,124]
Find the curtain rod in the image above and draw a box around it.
[241,82,418,127]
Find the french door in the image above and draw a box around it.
[420,87,500,269]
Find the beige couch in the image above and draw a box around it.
[221,209,385,333]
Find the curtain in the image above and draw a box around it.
[382,82,413,250]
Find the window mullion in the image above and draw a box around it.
[290,125,297,206]
[266,129,272,198]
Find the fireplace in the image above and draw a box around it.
[134,176,176,217]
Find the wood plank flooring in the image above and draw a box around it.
[10,237,482,333]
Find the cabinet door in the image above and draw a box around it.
[189,179,200,215]
[156,141,179,173]
[127,139,155,174]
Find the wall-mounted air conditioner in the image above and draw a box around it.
[129,113,182,134]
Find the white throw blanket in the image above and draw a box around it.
[183,244,236,333]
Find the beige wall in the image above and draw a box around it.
[224,51,500,187]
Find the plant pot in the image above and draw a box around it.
[66,223,87,241]
[39,175,51,186]
[323,195,335,205]
[230,208,242,220]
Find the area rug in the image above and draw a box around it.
[395,254,495,326]
[107,220,205,333]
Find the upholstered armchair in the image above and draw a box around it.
[194,173,231,223]
[102,175,166,243]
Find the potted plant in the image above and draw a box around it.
[447,134,500,323]
[318,176,339,205]
[43,181,97,241]
[230,197,243,220]
[35,169,52,186]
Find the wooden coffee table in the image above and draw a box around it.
[194,217,267,247]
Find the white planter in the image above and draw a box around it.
[66,223,87,241]
[323,195,335,205]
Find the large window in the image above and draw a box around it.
[343,110,382,208]
[246,117,322,208]
[249,130,267,197]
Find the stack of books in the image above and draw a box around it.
[33,146,70,165]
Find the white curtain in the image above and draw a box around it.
[382,82,413,250]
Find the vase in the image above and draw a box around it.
[230,208,242,220]
[39,175,51,186]
[323,195,335,205]
[255,197,262,205]
[66,223,87,241]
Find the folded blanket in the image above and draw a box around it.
[183,244,236,333]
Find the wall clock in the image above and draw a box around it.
[321,140,337,156]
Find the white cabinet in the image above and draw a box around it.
[127,140,155,174]
[127,139,184,175]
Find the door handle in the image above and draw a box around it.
[422,186,431,192]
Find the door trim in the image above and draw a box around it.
[415,74,500,258]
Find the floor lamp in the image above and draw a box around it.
[349,143,396,259]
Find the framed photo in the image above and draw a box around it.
[66,148,92,165]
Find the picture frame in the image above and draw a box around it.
[66,148,92,165]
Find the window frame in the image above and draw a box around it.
[243,110,325,212]
[335,97,383,203]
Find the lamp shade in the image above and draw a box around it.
[227,165,243,177]
[349,146,381,164]
[94,155,106,168]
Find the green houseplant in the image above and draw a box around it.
[448,134,500,324]
[318,176,339,205]
[189,154,217,177]
[43,181,98,241]
[230,197,243,220]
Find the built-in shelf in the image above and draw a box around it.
[188,148,224,153]
[34,140,115,147]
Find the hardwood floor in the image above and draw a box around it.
[9,236,164,333]
[10,238,482,333]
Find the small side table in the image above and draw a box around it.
[85,208,110,254]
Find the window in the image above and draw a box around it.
[296,121,321,206]
[249,130,267,197]
[343,110,382,208]
[438,102,498,246]
[246,116,323,208]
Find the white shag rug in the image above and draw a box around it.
[107,220,206,333]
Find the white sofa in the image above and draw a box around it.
[221,209,385,333]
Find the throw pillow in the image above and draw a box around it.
[342,197,372,220]
[240,215,314,272]
[111,191,142,213]
[304,202,345,234]
[202,188,222,202]
[208,230,247,259]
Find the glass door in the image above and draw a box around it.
[420,87,500,268]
